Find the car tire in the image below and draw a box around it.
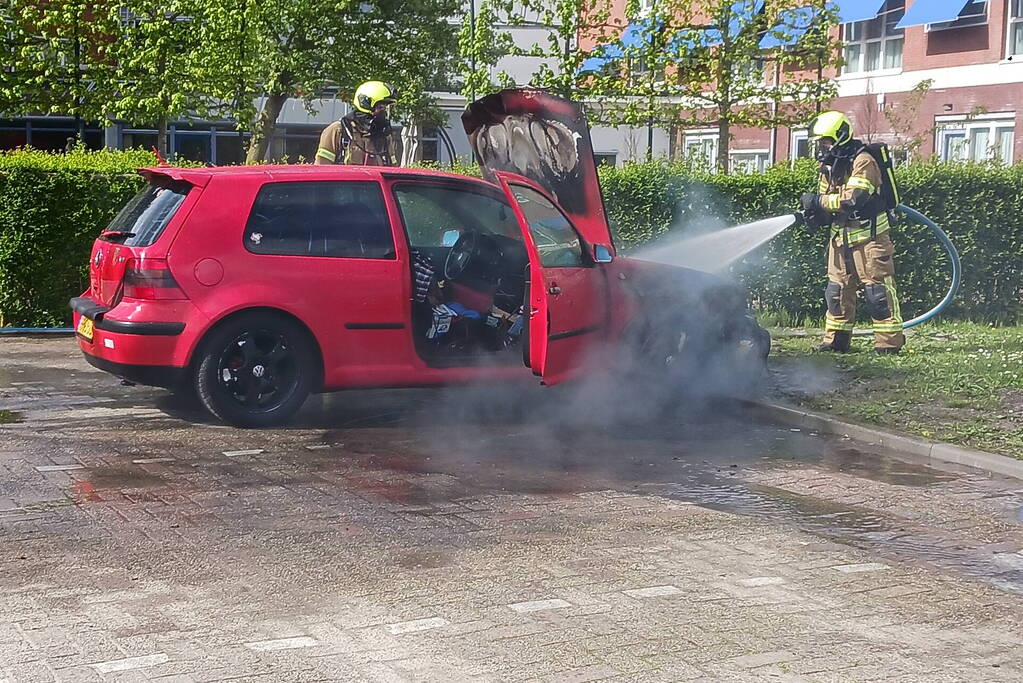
[194,313,315,427]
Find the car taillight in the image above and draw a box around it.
[123,258,188,300]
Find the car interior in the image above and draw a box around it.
[392,182,531,367]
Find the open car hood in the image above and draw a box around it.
[461,89,613,248]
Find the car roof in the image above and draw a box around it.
[139,164,498,190]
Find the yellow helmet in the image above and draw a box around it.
[354,81,397,114]
[810,110,853,146]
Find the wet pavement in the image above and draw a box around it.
[1,337,1022,682]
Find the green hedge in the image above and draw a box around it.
[1,150,1020,326]
[0,148,157,327]
[601,160,1023,325]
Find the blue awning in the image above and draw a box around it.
[578,57,607,74]
[896,0,971,28]
[620,22,647,48]
[576,38,626,74]
[830,0,885,24]
[760,6,816,48]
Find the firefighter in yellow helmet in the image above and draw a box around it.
[800,110,905,355]
[315,81,398,166]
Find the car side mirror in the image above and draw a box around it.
[441,229,459,247]
[592,244,613,263]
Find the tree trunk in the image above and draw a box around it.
[246,92,289,164]
[157,115,169,161]
[717,116,730,174]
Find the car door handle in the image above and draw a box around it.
[548,286,561,295]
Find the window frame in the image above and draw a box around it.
[935,115,1015,163]
[927,0,987,32]
[683,129,719,170]
[243,180,396,259]
[389,179,522,251]
[729,149,770,174]
[840,0,905,76]
[508,183,588,269]
[1008,0,1023,58]
[789,128,810,165]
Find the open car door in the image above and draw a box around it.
[495,171,611,385]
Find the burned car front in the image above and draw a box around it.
[463,89,770,397]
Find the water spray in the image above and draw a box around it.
[636,205,961,332]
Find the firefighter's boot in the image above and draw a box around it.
[817,331,851,353]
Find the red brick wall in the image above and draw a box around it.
[901,0,1008,71]
[773,82,1023,162]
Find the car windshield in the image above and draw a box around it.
[510,185,584,267]
[103,178,191,247]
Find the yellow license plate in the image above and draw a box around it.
[77,316,94,341]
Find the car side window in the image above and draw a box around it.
[392,183,520,248]
[245,181,394,259]
[510,185,584,268]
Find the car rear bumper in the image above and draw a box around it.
[70,297,185,336]
[81,352,187,389]
[70,296,204,382]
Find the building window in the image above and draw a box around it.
[730,150,769,173]
[265,126,317,164]
[790,129,810,162]
[0,117,103,152]
[683,131,717,170]
[628,55,664,88]
[929,0,987,31]
[1009,0,1023,58]
[842,0,904,74]
[593,153,617,167]
[937,116,1015,163]
[420,127,440,163]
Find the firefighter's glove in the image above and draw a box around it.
[800,192,821,214]
[799,193,829,230]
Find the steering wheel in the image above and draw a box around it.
[444,231,479,281]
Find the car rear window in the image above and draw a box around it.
[102,179,191,247]
[244,181,395,259]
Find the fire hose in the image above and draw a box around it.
[794,204,961,330]
[894,205,961,329]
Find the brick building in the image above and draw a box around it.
[696,0,1023,170]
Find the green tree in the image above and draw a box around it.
[458,0,516,101]
[577,0,844,172]
[0,0,121,135]
[99,1,223,158]
[456,0,617,100]
[1,0,458,163]
[229,0,460,163]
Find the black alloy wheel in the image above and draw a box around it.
[218,330,296,407]
[195,313,315,427]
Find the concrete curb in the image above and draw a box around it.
[0,329,75,337]
[746,400,1023,481]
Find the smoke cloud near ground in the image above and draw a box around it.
[399,193,808,472]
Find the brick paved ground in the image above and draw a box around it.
[1,338,1022,682]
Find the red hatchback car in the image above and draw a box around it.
[72,90,768,426]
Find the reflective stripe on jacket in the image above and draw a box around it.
[818,149,888,245]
